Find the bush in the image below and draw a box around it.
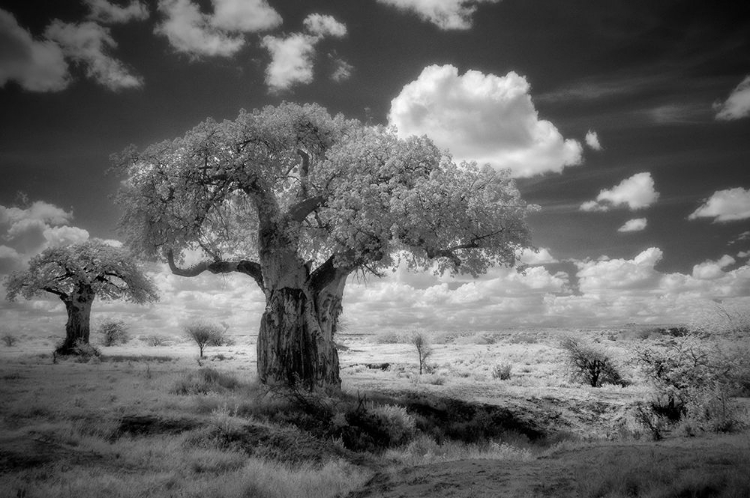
[2,333,18,347]
[492,363,513,380]
[185,321,226,358]
[634,337,744,431]
[561,336,624,387]
[98,319,130,346]
[171,367,242,395]
[142,335,166,346]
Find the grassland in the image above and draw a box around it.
[1,325,749,497]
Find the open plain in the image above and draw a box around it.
[2,326,749,498]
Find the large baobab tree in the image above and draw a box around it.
[5,240,158,354]
[114,102,534,389]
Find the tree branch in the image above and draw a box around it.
[166,249,264,291]
[42,286,68,299]
[287,195,326,223]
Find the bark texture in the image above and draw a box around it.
[257,286,342,389]
[58,286,95,354]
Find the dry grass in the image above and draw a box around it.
[1,323,748,497]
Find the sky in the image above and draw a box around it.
[1,0,749,337]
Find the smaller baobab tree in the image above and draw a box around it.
[5,240,158,355]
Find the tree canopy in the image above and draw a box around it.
[6,240,158,304]
[115,102,534,284]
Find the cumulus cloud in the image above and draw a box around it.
[261,34,316,92]
[618,218,647,232]
[389,65,583,177]
[211,0,282,32]
[580,172,659,212]
[692,255,735,280]
[585,130,602,151]
[303,14,347,38]
[714,76,750,121]
[0,201,73,227]
[261,14,347,93]
[576,247,663,295]
[155,0,281,57]
[689,187,750,222]
[43,226,91,247]
[0,9,70,92]
[377,0,500,30]
[519,247,557,266]
[45,20,143,90]
[340,245,750,331]
[330,55,353,82]
[0,245,23,274]
[0,201,84,256]
[84,0,149,24]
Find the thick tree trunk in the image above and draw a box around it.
[256,283,343,390]
[57,287,94,355]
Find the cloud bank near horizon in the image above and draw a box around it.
[2,199,749,338]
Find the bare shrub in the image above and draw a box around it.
[410,331,433,375]
[492,363,513,380]
[185,321,225,358]
[142,335,166,346]
[561,336,624,387]
[374,331,404,344]
[98,319,130,346]
[2,333,18,347]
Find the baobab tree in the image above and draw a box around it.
[114,102,534,389]
[5,240,158,354]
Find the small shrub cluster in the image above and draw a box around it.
[185,321,230,358]
[141,335,167,346]
[492,363,513,380]
[2,332,18,347]
[561,336,625,387]
[171,367,242,395]
[98,319,130,346]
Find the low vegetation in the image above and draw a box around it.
[561,336,626,387]
[1,314,748,497]
[98,319,130,346]
[185,321,229,358]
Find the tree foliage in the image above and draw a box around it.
[114,102,533,280]
[6,240,158,304]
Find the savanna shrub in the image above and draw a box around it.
[98,319,130,346]
[492,363,513,380]
[142,335,166,346]
[171,367,242,395]
[185,321,225,358]
[634,337,743,431]
[2,333,18,347]
[369,404,417,446]
[342,402,416,451]
[561,337,624,387]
